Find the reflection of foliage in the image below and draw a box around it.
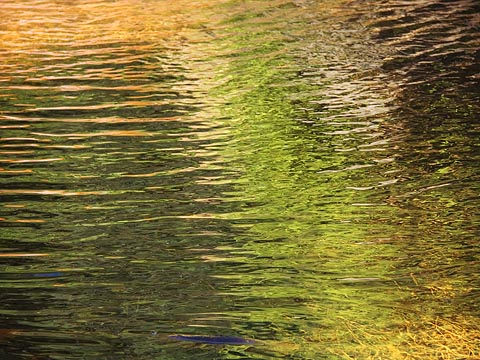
[208,2,480,359]
[373,0,479,122]
[402,316,480,360]
[333,274,478,359]
[322,315,480,360]
[2,0,476,358]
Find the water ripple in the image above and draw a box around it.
[0,1,478,359]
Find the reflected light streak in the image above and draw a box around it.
[1,219,46,223]
[0,169,33,174]
[1,115,181,123]
[0,189,108,196]
[31,130,152,137]
[0,158,63,163]
[0,137,51,142]
[0,253,49,257]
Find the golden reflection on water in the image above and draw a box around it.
[0,189,112,195]
[31,130,152,137]
[0,0,229,48]
[0,0,478,359]
[0,253,49,257]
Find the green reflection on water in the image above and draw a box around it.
[0,0,479,359]
[202,1,480,358]
[207,31,399,360]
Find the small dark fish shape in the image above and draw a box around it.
[168,334,255,345]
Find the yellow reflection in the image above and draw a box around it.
[0,137,50,142]
[0,0,231,52]
[36,116,180,124]
[31,130,151,137]
[122,172,161,178]
[0,125,29,129]
[0,253,49,257]
[177,213,217,219]
[6,219,46,223]
[0,169,33,174]
[0,189,107,196]
[0,158,63,163]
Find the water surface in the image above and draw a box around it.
[1,0,479,359]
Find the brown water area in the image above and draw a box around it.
[0,0,479,359]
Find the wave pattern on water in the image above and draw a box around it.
[0,0,479,359]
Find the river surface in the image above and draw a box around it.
[0,0,479,359]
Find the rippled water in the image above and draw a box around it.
[1,0,479,359]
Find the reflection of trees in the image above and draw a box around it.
[375,0,479,119]
[214,1,480,357]
[0,1,250,359]
[357,1,480,358]
[371,0,479,249]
